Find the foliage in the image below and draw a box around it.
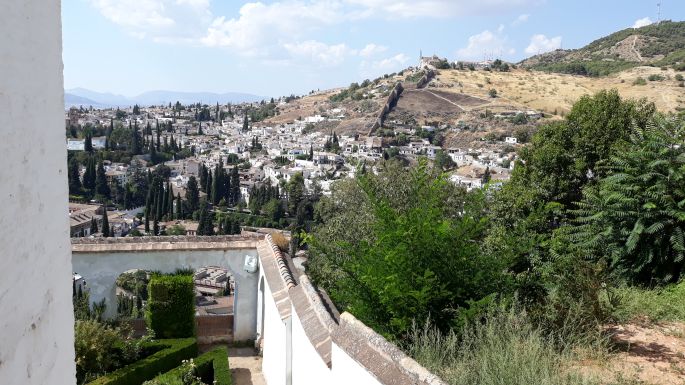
[408,304,598,385]
[308,161,507,338]
[146,275,195,338]
[632,77,647,86]
[144,347,231,385]
[606,280,685,322]
[86,338,197,385]
[563,117,685,285]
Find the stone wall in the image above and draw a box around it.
[371,82,405,131]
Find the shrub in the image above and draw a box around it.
[632,77,647,85]
[87,338,197,385]
[647,74,665,81]
[76,320,127,383]
[607,280,685,322]
[144,347,231,385]
[675,74,684,81]
[408,305,598,385]
[488,89,498,98]
[146,275,195,338]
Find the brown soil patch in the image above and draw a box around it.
[581,322,685,385]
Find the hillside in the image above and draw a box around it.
[261,64,683,148]
[521,20,685,76]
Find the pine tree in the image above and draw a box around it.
[101,207,110,237]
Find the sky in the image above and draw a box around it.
[62,0,684,97]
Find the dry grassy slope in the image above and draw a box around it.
[435,67,683,116]
[263,67,682,135]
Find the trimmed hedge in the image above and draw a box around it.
[146,275,195,338]
[150,347,231,385]
[87,338,197,385]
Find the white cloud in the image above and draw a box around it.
[201,1,345,57]
[344,0,543,18]
[359,43,388,57]
[360,53,410,77]
[283,41,355,66]
[524,34,562,55]
[632,17,653,29]
[457,29,515,60]
[90,0,212,40]
[511,13,529,26]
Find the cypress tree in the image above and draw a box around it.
[90,217,98,235]
[153,218,159,236]
[242,111,249,132]
[175,193,183,220]
[206,173,213,198]
[162,181,169,218]
[197,201,214,236]
[186,176,200,213]
[167,184,174,219]
[145,209,150,233]
[211,165,220,205]
[83,157,97,192]
[84,132,93,153]
[230,167,240,206]
[101,207,110,237]
[95,160,110,198]
[68,157,82,194]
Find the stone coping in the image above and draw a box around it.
[332,312,447,385]
[71,235,262,253]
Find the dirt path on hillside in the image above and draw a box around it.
[631,35,644,62]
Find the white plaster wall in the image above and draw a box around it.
[291,310,332,385]
[72,249,259,340]
[331,344,383,385]
[0,1,75,384]
[259,272,287,385]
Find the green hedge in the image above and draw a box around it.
[149,347,231,385]
[146,275,195,338]
[87,338,197,385]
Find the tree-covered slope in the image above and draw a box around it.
[521,20,685,76]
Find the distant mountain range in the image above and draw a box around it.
[65,87,266,108]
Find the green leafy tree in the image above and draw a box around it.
[565,117,685,285]
[309,161,504,338]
